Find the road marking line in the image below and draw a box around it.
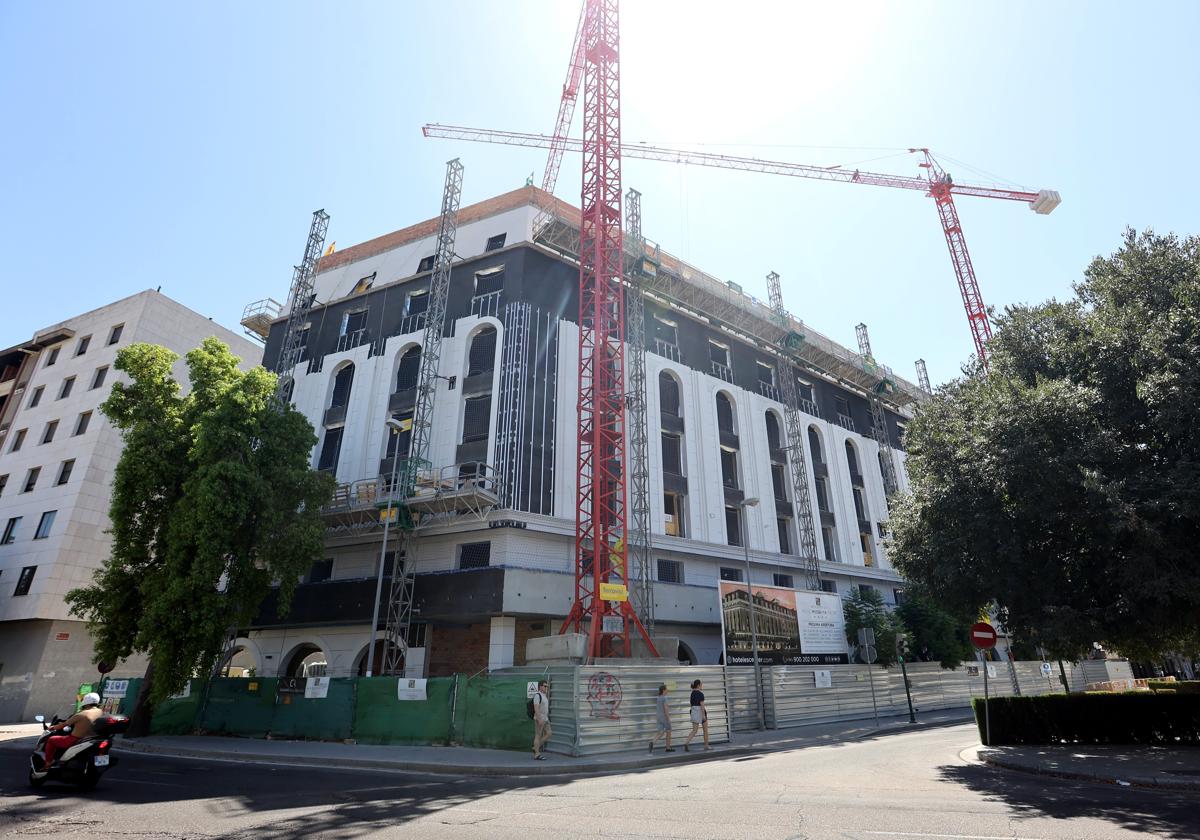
[861,832,1053,840]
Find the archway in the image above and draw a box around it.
[677,640,697,666]
[282,642,327,678]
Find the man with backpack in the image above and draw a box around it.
[529,680,551,760]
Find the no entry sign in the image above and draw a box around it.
[970,622,998,649]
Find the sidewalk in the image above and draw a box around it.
[104,708,972,777]
[973,744,1200,792]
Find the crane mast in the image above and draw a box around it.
[856,323,900,499]
[624,187,653,633]
[379,159,465,675]
[766,272,821,589]
[273,209,330,402]
[915,359,931,393]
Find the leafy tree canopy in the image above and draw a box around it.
[67,339,335,706]
[888,229,1200,661]
[842,587,902,666]
[894,587,974,669]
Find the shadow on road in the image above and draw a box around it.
[936,760,1200,840]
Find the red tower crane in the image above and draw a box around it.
[421,124,1061,366]
[542,3,587,195]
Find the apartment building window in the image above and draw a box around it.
[777,517,793,555]
[773,572,794,588]
[709,341,730,369]
[462,395,492,443]
[34,511,56,540]
[858,583,875,597]
[657,558,683,584]
[663,492,684,537]
[474,266,505,297]
[715,392,735,434]
[815,477,831,513]
[846,441,861,477]
[28,386,43,409]
[91,366,108,390]
[417,254,436,273]
[385,412,414,460]
[822,526,838,562]
[835,396,851,418]
[0,474,7,496]
[820,579,837,594]
[797,379,815,405]
[45,346,60,367]
[316,427,343,473]
[853,487,868,521]
[58,377,75,400]
[719,566,742,582]
[14,565,37,596]
[719,447,739,489]
[861,532,874,567]
[771,463,788,501]
[307,558,333,583]
[10,428,26,452]
[330,364,355,409]
[395,347,421,391]
[1,517,19,544]
[40,421,58,444]
[56,460,74,485]
[74,411,92,436]
[467,327,497,377]
[459,541,491,569]
[893,588,907,606]
[661,432,683,475]
[75,335,91,356]
[765,411,783,451]
[485,233,507,252]
[659,372,681,417]
[406,289,429,316]
[22,467,40,493]
[108,324,124,345]
[724,506,742,547]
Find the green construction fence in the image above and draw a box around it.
[457,675,537,751]
[353,677,455,745]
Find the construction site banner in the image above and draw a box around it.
[718,581,849,666]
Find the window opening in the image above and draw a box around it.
[720,565,743,582]
[467,327,498,376]
[1,517,20,544]
[34,511,56,540]
[316,427,344,473]
[75,335,91,356]
[474,266,505,297]
[14,565,36,596]
[330,365,354,408]
[22,467,40,493]
[661,432,683,475]
[56,460,74,485]
[777,517,793,555]
[45,347,60,367]
[771,464,788,501]
[485,233,507,251]
[765,412,783,451]
[715,392,735,434]
[10,429,26,452]
[663,492,684,537]
[41,421,58,444]
[459,541,491,569]
[719,447,739,489]
[385,412,414,459]
[658,373,680,417]
[462,395,492,443]
[395,347,421,391]
[724,506,742,547]
[29,386,43,408]
[58,377,75,400]
[657,558,683,583]
[74,411,92,436]
[406,289,429,316]
[91,366,108,390]
[417,255,436,273]
[108,324,124,345]
[774,572,794,588]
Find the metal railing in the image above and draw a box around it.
[652,339,681,362]
[336,329,370,353]
[835,413,856,432]
[757,381,780,401]
[710,361,734,383]
[399,312,428,335]
[471,291,503,318]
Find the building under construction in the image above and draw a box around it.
[236,184,924,679]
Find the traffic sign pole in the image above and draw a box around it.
[970,622,998,747]
[899,656,916,723]
[982,658,991,746]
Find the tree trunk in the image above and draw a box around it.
[125,660,156,739]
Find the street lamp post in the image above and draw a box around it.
[739,497,766,730]
[365,418,406,678]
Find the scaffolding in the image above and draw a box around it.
[856,323,900,500]
[272,210,330,404]
[915,358,932,394]
[624,188,654,632]
[766,272,821,590]
[380,159,464,676]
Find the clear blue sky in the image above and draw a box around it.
[2,1,1196,386]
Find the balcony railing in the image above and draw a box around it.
[757,381,780,401]
[799,397,819,416]
[710,361,734,383]
[471,291,503,318]
[336,329,369,353]
[399,312,428,335]
[836,413,856,432]
[653,339,681,362]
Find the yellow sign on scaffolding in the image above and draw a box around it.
[599,582,628,602]
[380,507,399,524]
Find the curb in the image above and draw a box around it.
[977,752,1200,793]
[851,713,974,740]
[115,738,761,777]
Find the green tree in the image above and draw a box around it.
[888,229,1200,661]
[842,587,902,666]
[66,339,335,731]
[894,588,973,669]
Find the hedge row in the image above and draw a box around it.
[973,694,1200,745]
[1148,680,1200,695]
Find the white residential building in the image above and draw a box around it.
[0,290,261,722]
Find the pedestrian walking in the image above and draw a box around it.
[531,680,552,760]
[683,678,710,752]
[649,684,676,754]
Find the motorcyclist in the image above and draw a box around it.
[44,692,103,766]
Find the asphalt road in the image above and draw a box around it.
[1,723,1196,839]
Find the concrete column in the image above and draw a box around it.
[488,616,517,671]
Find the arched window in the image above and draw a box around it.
[809,424,837,562]
[395,347,420,392]
[715,392,735,435]
[330,363,354,409]
[765,411,783,451]
[467,326,498,377]
[808,427,824,465]
[845,440,860,476]
[659,371,681,417]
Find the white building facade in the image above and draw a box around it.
[0,291,262,722]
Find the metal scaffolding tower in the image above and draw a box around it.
[379,159,465,675]
[765,272,821,590]
[624,187,653,633]
[915,359,931,393]
[856,323,900,500]
[273,209,330,403]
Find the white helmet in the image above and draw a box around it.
[82,692,101,707]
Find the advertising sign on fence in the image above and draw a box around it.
[277,677,307,695]
[103,678,130,699]
[305,677,330,699]
[718,582,849,666]
[397,678,428,701]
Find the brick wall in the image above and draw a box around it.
[514,618,551,666]
[427,617,555,676]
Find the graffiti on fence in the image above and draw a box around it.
[586,672,623,719]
